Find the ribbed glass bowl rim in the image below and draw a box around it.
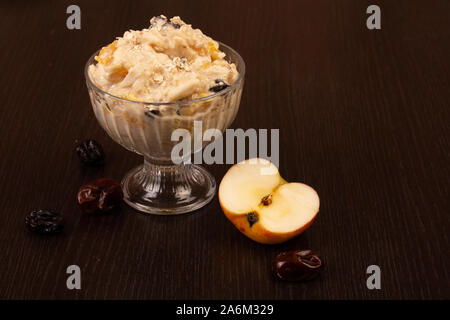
[84,41,245,106]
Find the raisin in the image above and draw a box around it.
[25,210,64,234]
[163,22,181,29]
[77,178,123,214]
[273,250,323,281]
[76,140,105,166]
[209,79,230,93]
[247,212,259,227]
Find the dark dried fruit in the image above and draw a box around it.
[76,140,105,166]
[209,79,229,93]
[25,210,64,234]
[163,21,181,29]
[273,250,323,281]
[247,212,259,227]
[77,178,123,214]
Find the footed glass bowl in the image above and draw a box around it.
[84,43,245,215]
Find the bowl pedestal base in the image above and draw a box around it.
[121,158,216,215]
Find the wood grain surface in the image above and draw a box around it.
[0,0,449,300]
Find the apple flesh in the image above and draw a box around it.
[219,158,320,244]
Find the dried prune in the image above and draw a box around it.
[76,140,105,166]
[273,250,323,281]
[209,79,229,93]
[77,178,123,214]
[25,210,64,234]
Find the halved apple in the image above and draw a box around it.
[219,158,320,244]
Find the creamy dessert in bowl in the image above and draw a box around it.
[85,15,245,215]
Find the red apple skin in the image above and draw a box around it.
[219,201,319,244]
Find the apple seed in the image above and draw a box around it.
[261,194,272,206]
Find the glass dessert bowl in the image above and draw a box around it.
[84,42,245,215]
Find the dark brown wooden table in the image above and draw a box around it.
[0,0,448,300]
